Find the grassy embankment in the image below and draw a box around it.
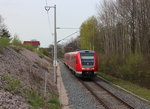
[0,37,61,109]
[0,36,51,58]
[97,72,150,102]
[0,73,61,109]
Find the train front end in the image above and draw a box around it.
[76,50,98,78]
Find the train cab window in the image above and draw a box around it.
[80,52,94,67]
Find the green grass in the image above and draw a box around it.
[48,96,60,105]
[48,96,61,109]
[28,91,44,108]
[23,87,61,109]
[1,73,22,94]
[0,73,61,109]
[98,72,150,102]
[10,36,52,58]
[27,93,61,109]
[48,105,61,109]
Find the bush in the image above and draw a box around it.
[35,49,44,58]
[11,36,22,46]
[38,48,51,57]
[99,53,150,88]
[34,48,51,58]
[99,55,124,77]
[119,53,144,80]
[0,37,11,53]
[23,44,35,51]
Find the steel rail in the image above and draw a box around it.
[94,81,135,109]
[79,80,110,109]
[60,60,135,109]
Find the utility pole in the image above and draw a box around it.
[54,5,57,84]
[45,5,57,84]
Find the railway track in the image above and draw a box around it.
[59,60,149,109]
[79,80,134,109]
[60,60,134,108]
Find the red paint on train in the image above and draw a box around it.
[64,50,98,78]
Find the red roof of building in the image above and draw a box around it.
[23,41,40,46]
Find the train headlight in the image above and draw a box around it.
[82,68,85,70]
[91,68,94,70]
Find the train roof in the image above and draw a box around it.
[65,50,95,55]
[78,50,94,53]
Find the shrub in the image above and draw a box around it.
[11,36,22,46]
[23,44,35,51]
[34,48,51,58]
[119,53,144,80]
[0,37,11,53]
[39,48,51,57]
[99,53,150,88]
[35,49,44,58]
[99,54,124,77]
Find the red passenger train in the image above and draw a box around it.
[64,50,98,78]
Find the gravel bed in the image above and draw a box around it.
[59,62,103,109]
[95,77,150,109]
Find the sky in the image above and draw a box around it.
[0,0,101,47]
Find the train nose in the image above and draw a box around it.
[82,71,94,78]
[82,67,94,70]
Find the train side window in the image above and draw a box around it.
[76,56,78,64]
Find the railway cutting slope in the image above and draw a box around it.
[0,46,57,108]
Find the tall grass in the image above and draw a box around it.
[27,90,44,108]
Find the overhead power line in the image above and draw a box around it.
[56,27,79,29]
[57,31,79,43]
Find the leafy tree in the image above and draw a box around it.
[79,16,98,51]
[0,29,10,38]
[0,15,10,38]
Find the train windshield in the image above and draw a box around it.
[80,53,94,67]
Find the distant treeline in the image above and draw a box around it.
[78,0,150,88]
[80,0,150,56]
